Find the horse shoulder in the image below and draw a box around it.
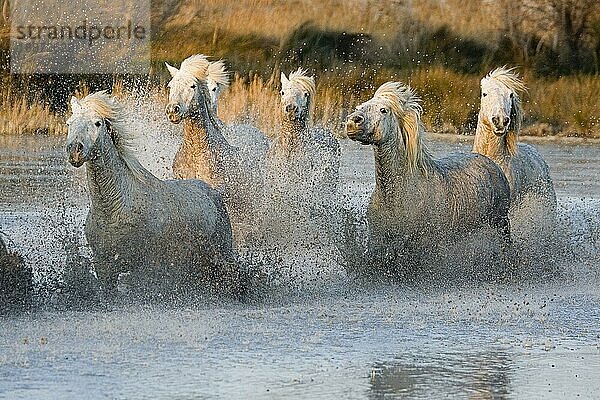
[509,143,556,205]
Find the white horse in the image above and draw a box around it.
[346,82,512,279]
[165,54,267,244]
[205,59,270,151]
[473,67,557,243]
[66,91,241,297]
[261,68,341,247]
[206,59,229,115]
[274,68,340,168]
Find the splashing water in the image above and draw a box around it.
[1,98,600,397]
[1,104,600,302]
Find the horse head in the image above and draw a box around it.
[165,55,212,124]
[206,60,229,114]
[280,69,315,122]
[346,82,421,147]
[346,82,428,175]
[346,96,394,146]
[66,96,109,167]
[479,67,525,137]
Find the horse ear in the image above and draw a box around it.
[70,97,82,113]
[280,72,289,86]
[165,62,179,78]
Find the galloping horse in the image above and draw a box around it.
[473,67,556,243]
[66,91,240,297]
[346,82,512,278]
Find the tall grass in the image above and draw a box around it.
[0,83,65,135]
[1,0,598,137]
[218,70,600,138]
[527,75,600,137]
[1,70,598,138]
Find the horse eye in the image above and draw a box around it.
[482,93,488,97]
[212,88,217,92]
[94,121,101,127]
[510,92,514,98]
[191,84,196,89]
[380,108,387,114]
[280,91,284,96]
[304,92,309,98]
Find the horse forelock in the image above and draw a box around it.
[179,54,210,81]
[484,67,527,95]
[77,91,147,181]
[374,82,423,120]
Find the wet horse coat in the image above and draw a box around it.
[66,91,240,296]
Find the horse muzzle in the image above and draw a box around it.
[67,142,86,167]
[346,129,373,145]
[346,116,371,144]
[165,103,183,124]
[492,115,510,136]
[283,110,301,122]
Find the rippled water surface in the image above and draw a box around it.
[1,134,599,399]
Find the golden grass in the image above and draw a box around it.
[409,67,480,132]
[0,85,65,135]
[218,74,280,137]
[2,0,598,137]
[158,0,401,41]
[526,75,600,137]
[1,69,598,138]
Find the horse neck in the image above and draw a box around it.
[85,134,140,219]
[473,113,511,165]
[372,138,416,200]
[183,91,233,155]
[277,115,309,153]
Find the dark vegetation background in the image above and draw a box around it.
[0,0,598,136]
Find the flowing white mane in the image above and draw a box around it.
[374,82,431,174]
[286,67,316,120]
[76,91,147,180]
[207,60,230,87]
[484,67,527,94]
[179,54,211,81]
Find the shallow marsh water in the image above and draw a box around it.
[1,134,599,399]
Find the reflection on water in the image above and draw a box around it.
[369,352,511,399]
[1,134,600,399]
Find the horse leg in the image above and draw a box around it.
[490,213,518,281]
[94,257,119,300]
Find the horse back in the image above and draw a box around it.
[508,143,556,206]
[434,152,511,226]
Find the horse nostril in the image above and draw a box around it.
[503,117,510,127]
[285,104,296,113]
[173,105,180,113]
[352,115,364,125]
[76,142,83,152]
[492,116,500,126]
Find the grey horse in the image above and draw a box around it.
[165,54,267,246]
[473,67,557,245]
[66,91,241,298]
[346,82,512,280]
